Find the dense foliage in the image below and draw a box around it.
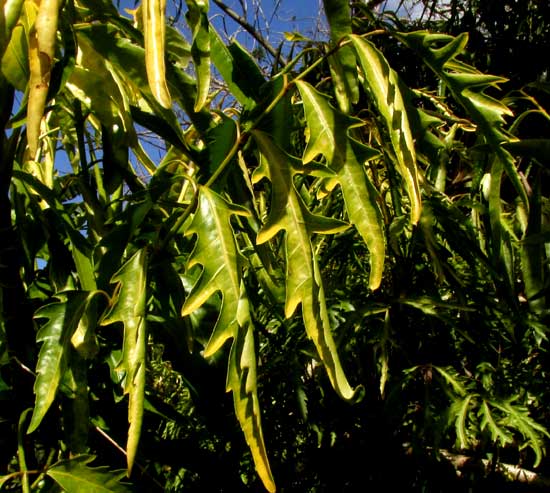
[1,0,549,491]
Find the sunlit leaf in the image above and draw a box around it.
[252,130,360,401]
[28,291,103,434]
[181,186,249,356]
[323,0,358,112]
[0,0,25,58]
[296,80,385,289]
[180,188,275,492]
[143,0,171,108]
[350,35,421,224]
[47,455,132,493]
[185,0,210,112]
[27,0,62,157]
[101,249,148,475]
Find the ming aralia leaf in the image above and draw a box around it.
[185,0,210,112]
[143,0,171,108]
[47,455,132,493]
[101,249,148,475]
[28,291,104,434]
[296,80,385,290]
[252,130,360,401]
[228,284,275,493]
[397,31,528,216]
[350,35,421,224]
[181,186,250,357]
[180,188,275,492]
[323,0,358,112]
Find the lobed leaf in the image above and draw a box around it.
[102,249,148,475]
[47,455,132,493]
[296,80,385,289]
[180,189,275,491]
[227,283,275,493]
[252,130,359,401]
[28,291,103,434]
[350,35,421,224]
[181,186,249,356]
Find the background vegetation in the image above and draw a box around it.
[1,0,550,491]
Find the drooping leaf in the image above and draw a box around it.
[179,189,275,492]
[143,0,171,108]
[28,290,103,434]
[181,186,249,356]
[47,455,132,493]
[252,130,360,401]
[227,283,275,493]
[101,249,148,475]
[185,0,210,112]
[322,0,358,112]
[397,31,528,240]
[27,0,62,157]
[350,35,421,224]
[296,80,385,289]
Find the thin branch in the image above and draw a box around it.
[211,0,288,66]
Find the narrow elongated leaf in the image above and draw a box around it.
[180,189,275,492]
[185,0,210,112]
[209,26,262,108]
[397,31,527,217]
[323,0,358,112]
[47,455,131,493]
[101,249,148,475]
[143,0,171,108]
[28,291,102,434]
[228,284,275,493]
[27,0,62,157]
[0,0,25,57]
[252,130,359,401]
[350,35,421,224]
[297,80,385,289]
[181,186,249,356]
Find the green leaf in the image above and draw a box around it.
[252,130,360,401]
[47,455,132,493]
[209,27,263,109]
[296,80,385,289]
[0,0,25,58]
[452,393,476,449]
[143,0,171,108]
[397,31,527,218]
[350,35,421,224]
[28,291,102,434]
[185,0,210,112]
[181,186,250,356]
[479,400,514,447]
[323,0,358,112]
[179,189,275,491]
[102,249,148,475]
[227,283,275,493]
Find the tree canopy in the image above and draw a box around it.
[1,0,550,491]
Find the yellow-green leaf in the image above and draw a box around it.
[350,35,421,224]
[102,249,148,475]
[28,291,102,434]
[296,80,385,289]
[143,0,171,108]
[185,0,210,112]
[27,0,61,157]
[252,130,360,401]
